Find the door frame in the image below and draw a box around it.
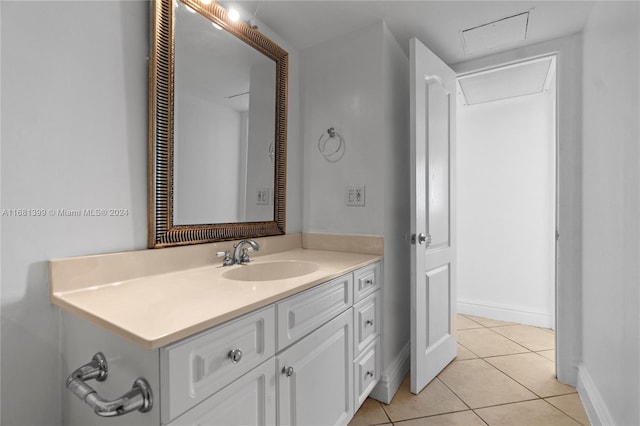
[455,53,559,331]
[453,35,583,386]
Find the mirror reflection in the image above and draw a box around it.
[173,2,276,225]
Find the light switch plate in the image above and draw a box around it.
[347,184,366,206]
[257,188,269,205]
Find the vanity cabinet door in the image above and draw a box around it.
[277,309,353,426]
[166,358,276,426]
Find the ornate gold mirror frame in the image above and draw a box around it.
[148,0,288,248]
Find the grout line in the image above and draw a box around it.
[457,341,481,359]
[470,395,542,410]
[541,397,588,425]
[379,399,394,424]
[482,325,549,352]
[470,409,491,425]
[385,407,472,425]
[435,376,473,411]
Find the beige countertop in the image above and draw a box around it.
[51,248,381,350]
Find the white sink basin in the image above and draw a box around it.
[222,261,320,282]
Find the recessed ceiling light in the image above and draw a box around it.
[228,8,240,22]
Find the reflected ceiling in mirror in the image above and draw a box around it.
[149,0,288,247]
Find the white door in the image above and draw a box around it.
[409,37,457,394]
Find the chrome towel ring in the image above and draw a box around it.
[318,127,346,162]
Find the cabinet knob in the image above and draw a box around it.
[282,366,294,377]
[365,279,374,286]
[365,319,374,326]
[366,370,375,378]
[228,349,243,364]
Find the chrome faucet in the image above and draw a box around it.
[233,239,260,264]
[216,239,260,266]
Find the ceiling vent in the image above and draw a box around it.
[461,11,530,56]
[458,56,555,105]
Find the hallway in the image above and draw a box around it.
[350,315,589,425]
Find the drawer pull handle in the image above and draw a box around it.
[365,319,374,326]
[228,349,243,364]
[365,279,374,286]
[366,370,375,378]
[282,366,294,377]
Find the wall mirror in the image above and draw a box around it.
[149,0,288,247]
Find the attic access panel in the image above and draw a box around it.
[458,56,554,105]
[461,11,530,56]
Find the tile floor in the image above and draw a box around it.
[349,314,590,426]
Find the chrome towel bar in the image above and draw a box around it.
[66,352,153,417]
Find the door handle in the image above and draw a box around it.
[408,233,432,246]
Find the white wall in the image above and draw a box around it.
[301,21,410,402]
[0,2,303,424]
[379,23,411,402]
[454,34,583,385]
[301,23,385,235]
[579,2,640,425]
[457,84,556,328]
[1,2,149,424]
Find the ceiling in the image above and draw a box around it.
[232,1,595,65]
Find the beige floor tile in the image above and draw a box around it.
[546,394,591,425]
[485,353,576,398]
[394,410,486,425]
[456,314,483,330]
[457,328,529,358]
[456,343,479,360]
[382,376,467,422]
[537,349,556,361]
[475,399,581,425]
[491,324,555,351]
[463,315,514,327]
[349,398,390,425]
[437,359,537,409]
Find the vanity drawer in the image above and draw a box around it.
[353,262,380,302]
[353,291,380,356]
[354,339,380,409]
[276,274,353,351]
[160,306,275,423]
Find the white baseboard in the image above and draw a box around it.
[577,363,615,426]
[369,341,410,404]
[457,298,553,329]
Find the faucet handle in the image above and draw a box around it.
[239,248,252,264]
[216,250,234,266]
